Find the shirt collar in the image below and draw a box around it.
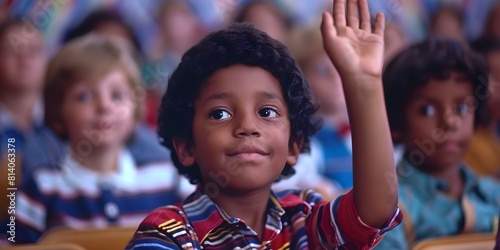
[397,159,479,198]
[181,188,296,243]
[61,148,138,192]
[0,99,44,132]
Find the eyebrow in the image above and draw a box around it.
[413,94,472,104]
[256,91,282,101]
[202,92,232,105]
[202,91,283,105]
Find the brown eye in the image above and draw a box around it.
[210,109,231,120]
[77,91,92,102]
[112,91,123,101]
[418,105,435,117]
[456,103,471,115]
[258,108,278,118]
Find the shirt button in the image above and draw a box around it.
[104,202,120,219]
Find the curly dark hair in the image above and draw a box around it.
[158,23,322,184]
[383,39,489,143]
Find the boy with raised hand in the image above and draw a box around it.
[126,0,401,249]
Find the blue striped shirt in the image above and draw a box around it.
[0,149,188,244]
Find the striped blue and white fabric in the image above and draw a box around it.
[0,149,189,244]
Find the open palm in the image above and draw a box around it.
[321,0,385,81]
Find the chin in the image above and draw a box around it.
[226,181,273,194]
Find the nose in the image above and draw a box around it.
[441,109,460,131]
[233,111,261,137]
[95,93,113,114]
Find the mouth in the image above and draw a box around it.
[227,145,269,160]
[436,141,461,151]
[96,119,114,130]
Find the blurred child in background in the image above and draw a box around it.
[63,9,141,54]
[0,19,46,220]
[21,9,177,178]
[429,5,467,44]
[479,2,500,39]
[0,19,46,156]
[374,39,500,249]
[289,24,353,190]
[384,21,409,66]
[144,0,204,128]
[234,0,291,44]
[0,35,191,244]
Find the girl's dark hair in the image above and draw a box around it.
[158,23,321,184]
[383,39,489,143]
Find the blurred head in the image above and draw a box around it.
[290,26,346,121]
[63,9,141,54]
[482,3,500,38]
[384,21,408,64]
[157,0,202,55]
[0,19,45,94]
[429,6,466,44]
[384,39,489,170]
[235,0,290,43]
[44,35,142,149]
[472,37,500,124]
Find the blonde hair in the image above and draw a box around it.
[288,24,326,71]
[44,34,143,139]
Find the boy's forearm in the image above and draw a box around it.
[343,76,398,228]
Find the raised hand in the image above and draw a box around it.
[321,0,385,82]
[320,1,398,229]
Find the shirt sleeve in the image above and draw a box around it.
[371,221,409,250]
[1,173,48,244]
[307,190,403,250]
[125,207,191,250]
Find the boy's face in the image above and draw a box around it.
[401,73,475,171]
[60,69,135,151]
[0,24,45,92]
[174,64,300,193]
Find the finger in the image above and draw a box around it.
[359,0,371,32]
[321,12,337,37]
[333,0,347,28]
[373,12,385,36]
[347,0,359,29]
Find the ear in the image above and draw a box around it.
[172,137,196,167]
[286,141,302,166]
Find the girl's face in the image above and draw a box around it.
[161,2,202,54]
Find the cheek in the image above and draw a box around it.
[115,103,135,122]
[458,115,475,134]
[271,121,292,147]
